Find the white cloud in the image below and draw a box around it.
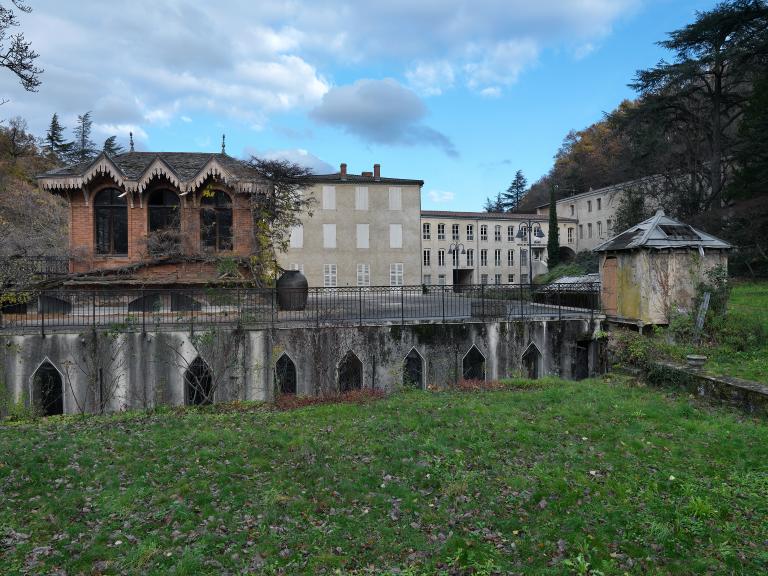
[573,42,596,60]
[405,61,455,96]
[479,87,502,98]
[427,190,456,204]
[0,0,639,138]
[242,146,334,174]
[310,79,457,156]
[180,116,192,123]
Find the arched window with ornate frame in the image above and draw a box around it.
[200,190,233,251]
[94,188,128,255]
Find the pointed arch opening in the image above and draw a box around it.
[403,348,424,389]
[32,360,63,416]
[338,351,363,393]
[522,343,542,380]
[184,356,213,406]
[462,345,486,381]
[275,353,297,395]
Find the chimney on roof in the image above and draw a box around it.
[340,163,347,179]
[373,163,380,180]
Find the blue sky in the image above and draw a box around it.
[1,0,716,211]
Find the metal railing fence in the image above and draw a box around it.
[0,282,601,334]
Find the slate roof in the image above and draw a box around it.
[592,210,731,252]
[39,152,257,181]
[304,172,424,185]
[421,210,576,222]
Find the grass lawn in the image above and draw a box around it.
[704,281,768,382]
[2,378,768,575]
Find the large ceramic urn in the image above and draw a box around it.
[276,270,309,311]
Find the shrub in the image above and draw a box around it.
[708,311,766,352]
[669,311,695,343]
[608,329,658,368]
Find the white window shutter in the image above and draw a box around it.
[389,224,402,248]
[356,224,369,249]
[389,187,402,210]
[322,186,336,210]
[355,187,368,210]
[356,263,370,286]
[323,224,336,248]
[289,225,303,248]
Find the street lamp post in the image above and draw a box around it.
[516,220,545,284]
[448,242,465,291]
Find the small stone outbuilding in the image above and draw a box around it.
[593,210,730,326]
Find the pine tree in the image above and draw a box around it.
[502,170,527,212]
[70,111,96,163]
[483,192,504,212]
[43,113,71,161]
[547,185,561,269]
[102,135,125,156]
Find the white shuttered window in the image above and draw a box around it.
[389,187,402,210]
[356,224,369,249]
[390,263,404,286]
[322,185,336,210]
[355,187,368,210]
[389,224,403,248]
[323,224,336,248]
[323,264,337,287]
[356,264,370,286]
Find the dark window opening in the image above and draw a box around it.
[462,346,485,380]
[275,353,297,395]
[201,190,233,251]
[522,344,542,379]
[94,188,128,255]
[148,189,181,232]
[33,361,63,416]
[574,341,590,380]
[338,351,363,392]
[403,349,423,388]
[185,356,213,405]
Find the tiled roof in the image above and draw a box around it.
[593,210,731,252]
[304,172,423,185]
[421,210,576,222]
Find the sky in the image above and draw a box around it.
[0,0,719,212]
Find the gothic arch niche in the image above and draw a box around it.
[275,353,297,395]
[403,348,424,389]
[522,343,542,380]
[184,356,213,405]
[338,351,363,393]
[462,345,486,380]
[31,359,63,416]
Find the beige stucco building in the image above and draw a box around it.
[277,163,423,287]
[419,211,577,286]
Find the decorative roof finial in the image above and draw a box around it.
[129,132,134,152]
[221,133,226,154]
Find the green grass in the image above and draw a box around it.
[2,378,767,575]
[655,281,768,383]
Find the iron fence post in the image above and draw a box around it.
[558,285,561,321]
[358,286,363,326]
[40,291,45,337]
[481,283,485,318]
[141,289,146,334]
[400,285,405,325]
[441,286,445,322]
[92,291,96,329]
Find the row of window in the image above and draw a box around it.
[422,223,541,242]
[322,186,403,211]
[288,263,405,287]
[568,197,603,216]
[578,220,612,240]
[289,223,404,250]
[423,248,542,267]
[421,273,530,285]
[94,187,233,255]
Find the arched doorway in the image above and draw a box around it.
[522,343,542,380]
[184,357,213,405]
[338,351,363,392]
[32,361,63,416]
[275,353,297,395]
[558,246,576,263]
[462,345,486,380]
[403,348,424,388]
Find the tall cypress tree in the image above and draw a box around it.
[70,111,96,163]
[44,113,71,161]
[547,185,560,269]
